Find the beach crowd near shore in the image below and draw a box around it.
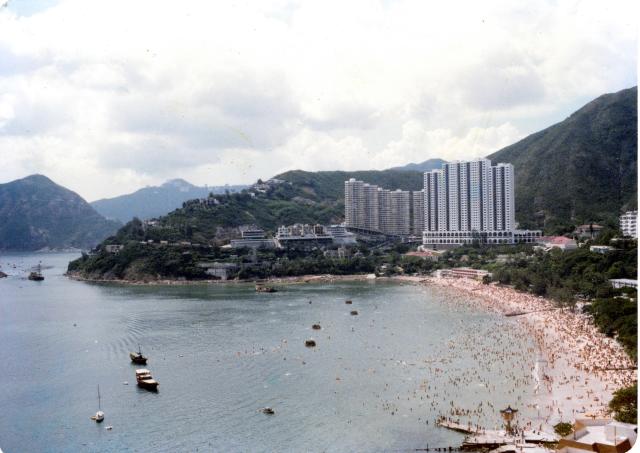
[414,275,637,432]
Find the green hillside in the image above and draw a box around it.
[488,86,637,233]
[273,169,424,201]
[0,175,120,251]
[96,169,422,247]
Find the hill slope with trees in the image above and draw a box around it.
[0,175,120,251]
[488,86,637,233]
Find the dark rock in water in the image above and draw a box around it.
[345,300,352,304]
[305,339,316,347]
[350,310,358,316]
[312,324,321,330]
[0,271,7,278]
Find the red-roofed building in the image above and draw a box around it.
[405,250,444,261]
[538,236,578,250]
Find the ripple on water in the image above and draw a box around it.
[1,254,540,452]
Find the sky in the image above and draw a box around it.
[0,0,637,201]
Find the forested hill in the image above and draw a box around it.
[96,169,423,247]
[273,169,424,200]
[0,175,120,251]
[488,86,637,233]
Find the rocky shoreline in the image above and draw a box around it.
[65,271,377,286]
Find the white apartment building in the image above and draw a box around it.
[344,179,380,232]
[410,190,425,236]
[344,179,417,236]
[378,188,411,235]
[423,159,538,247]
[620,210,637,238]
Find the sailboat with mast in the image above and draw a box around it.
[91,385,105,423]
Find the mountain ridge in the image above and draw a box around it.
[90,179,248,223]
[487,86,637,232]
[387,158,447,172]
[0,174,120,251]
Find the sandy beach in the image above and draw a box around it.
[419,276,636,432]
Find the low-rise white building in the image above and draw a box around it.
[327,224,357,245]
[230,227,277,249]
[590,245,615,254]
[557,418,636,453]
[610,278,638,289]
[434,267,491,280]
[620,211,637,238]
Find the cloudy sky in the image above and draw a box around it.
[0,0,636,200]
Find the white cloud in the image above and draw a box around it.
[0,0,636,200]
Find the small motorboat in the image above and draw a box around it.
[135,369,159,391]
[305,339,317,347]
[261,407,275,415]
[91,385,104,423]
[130,345,148,365]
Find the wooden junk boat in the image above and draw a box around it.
[135,369,159,391]
[28,265,44,281]
[129,345,148,365]
[255,284,277,293]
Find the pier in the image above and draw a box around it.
[437,410,558,450]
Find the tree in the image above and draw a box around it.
[609,383,637,424]
[554,422,573,437]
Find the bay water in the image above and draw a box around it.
[0,253,537,452]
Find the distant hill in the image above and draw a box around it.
[91,179,247,223]
[273,169,424,201]
[387,158,447,172]
[488,86,637,232]
[78,169,422,250]
[0,175,120,251]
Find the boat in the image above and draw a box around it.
[135,369,159,390]
[28,265,44,281]
[255,284,277,293]
[129,345,148,365]
[91,385,104,423]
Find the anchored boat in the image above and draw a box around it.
[255,284,277,293]
[129,345,148,365]
[91,385,104,423]
[28,264,44,281]
[135,369,159,391]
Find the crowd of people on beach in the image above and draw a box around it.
[423,276,637,428]
[224,275,635,444]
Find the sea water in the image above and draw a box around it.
[0,253,537,452]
